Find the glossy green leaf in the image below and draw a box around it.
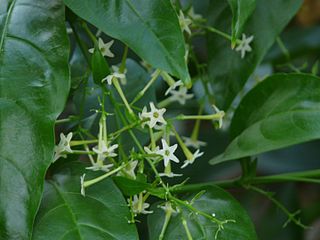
[32,162,138,240]
[63,0,190,85]
[113,176,150,196]
[228,0,256,45]
[207,0,302,110]
[148,186,257,240]
[210,73,320,165]
[91,46,110,86]
[0,0,69,238]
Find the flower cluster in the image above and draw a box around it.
[54,8,234,234]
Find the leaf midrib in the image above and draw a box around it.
[124,0,182,77]
[0,0,16,53]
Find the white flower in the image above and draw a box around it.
[235,34,254,59]
[165,80,183,96]
[178,10,192,35]
[156,139,179,167]
[139,102,166,129]
[182,136,207,149]
[144,146,160,161]
[160,202,178,214]
[92,140,118,160]
[159,172,183,178]
[86,162,114,172]
[80,174,86,197]
[130,195,153,215]
[187,7,203,21]
[101,67,126,85]
[88,38,114,58]
[117,160,138,179]
[212,105,225,129]
[112,65,127,85]
[53,132,73,162]
[181,149,204,169]
[169,87,194,105]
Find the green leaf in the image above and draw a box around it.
[210,73,320,165]
[113,176,150,196]
[207,0,302,110]
[228,0,256,46]
[0,0,69,238]
[148,186,257,240]
[63,0,190,85]
[91,45,110,85]
[32,162,138,240]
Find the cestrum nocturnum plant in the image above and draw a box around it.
[28,1,311,240]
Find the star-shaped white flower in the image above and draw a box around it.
[117,160,138,179]
[112,65,127,85]
[178,10,192,35]
[169,87,194,105]
[212,105,225,129]
[160,202,178,214]
[88,38,115,58]
[156,139,179,167]
[80,174,86,197]
[165,80,183,96]
[181,149,204,169]
[101,67,126,85]
[182,136,207,149]
[235,34,254,59]
[144,146,161,161]
[86,162,114,172]
[130,195,153,215]
[187,7,203,21]
[92,140,118,160]
[139,102,166,129]
[53,132,73,162]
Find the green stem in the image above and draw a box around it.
[119,45,128,73]
[69,21,91,65]
[131,69,161,105]
[190,105,204,141]
[181,217,193,240]
[68,150,95,155]
[81,21,98,44]
[176,112,223,121]
[202,25,232,42]
[157,97,173,108]
[171,169,320,193]
[70,140,98,146]
[55,118,73,124]
[247,185,308,229]
[112,77,134,115]
[84,164,126,188]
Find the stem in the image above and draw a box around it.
[119,45,128,73]
[202,25,232,42]
[55,118,73,124]
[131,69,161,105]
[81,21,98,44]
[157,97,173,108]
[70,139,98,146]
[68,150,95,155]
[112,77,134,115]
[247,185,308,229]
[69,21,91,65]
[176,112,223,121]
[83,164,126,188]
[181,217,193,240]
[171,169,320,193]
[190,105,204,141]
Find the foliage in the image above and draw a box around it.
[0,0,319,239]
